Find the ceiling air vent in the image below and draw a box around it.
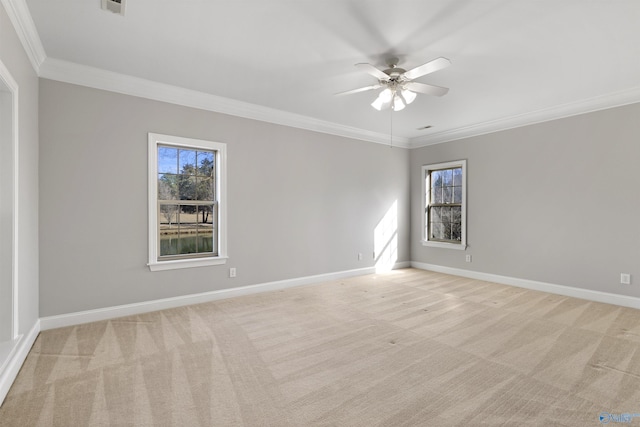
[101,0,125,16]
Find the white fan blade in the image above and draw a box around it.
[404,82,449,97]
[355,63,390,81]
[335,84,381,96]
[403,57,451,80]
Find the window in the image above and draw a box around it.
[148,133,227,271]
[422,160,466,250]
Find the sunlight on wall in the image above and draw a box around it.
[374,200,398,273]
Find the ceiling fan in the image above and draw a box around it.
[337,56,451,111]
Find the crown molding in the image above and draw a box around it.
[7,0,639,150]
[1,0,46,72]
[39,57,410,148]
[1,0,408,147]
[409,86,640,148]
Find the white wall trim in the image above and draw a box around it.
[0,320,39,406]
[39,260,638,331]
[0,58,20,340]
[0,0,46,73]
[39,58,411,148]
[40,262,410,331]
[34,53,640,151]
[37,54,640,151]
[409,87,640,148]
[411,261,640,310]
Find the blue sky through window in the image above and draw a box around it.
[158,146,178,174]
[159,146,214,175]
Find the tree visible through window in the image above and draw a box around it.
[423,160,466,249]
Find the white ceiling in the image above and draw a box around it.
[15,0,640,146]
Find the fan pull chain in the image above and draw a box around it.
[389,107,393,149]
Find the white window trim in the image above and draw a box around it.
[421,159,467,250]
[148,133,228,271]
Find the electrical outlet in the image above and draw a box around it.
[465,255,472,263]
[358,253,363,261]
[229,268,237,278]
[621,273,631,285]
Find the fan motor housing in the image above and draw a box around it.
[384,67,407,79]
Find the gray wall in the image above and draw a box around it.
[0,4,40,337]
[36,55,640,316]
[411,103,640,297]
[39,79,410,317]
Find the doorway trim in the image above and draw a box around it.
[0,58,19,340]
[0,58,20,404]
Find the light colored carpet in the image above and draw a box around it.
[1,268,640,426]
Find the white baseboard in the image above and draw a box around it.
[8,260,635,407]
[47,259,639,331]
[40,262,410,331]
[411,261,640,310]
[393,261,412,269]
[0,320,40,407]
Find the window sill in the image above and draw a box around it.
[421,240,467,251]
[148,256,228,271]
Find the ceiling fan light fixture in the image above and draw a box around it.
[371,88,393,110]
[401,89,416,104]
[392,94,406,111]
[370,96,384,111]
[340,56,450,112]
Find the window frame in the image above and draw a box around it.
[422,160,467,250]
[148,133,227,271]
